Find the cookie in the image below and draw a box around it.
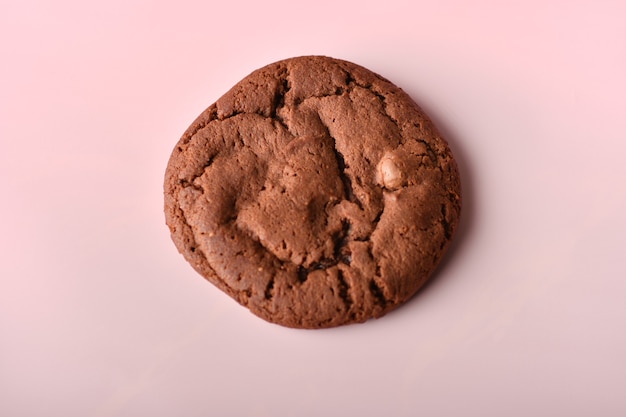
[164,56,461,329]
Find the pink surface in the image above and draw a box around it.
[2,0,626,416]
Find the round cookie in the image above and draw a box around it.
[164,56,461,329]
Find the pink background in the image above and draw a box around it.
[2,0,626,415]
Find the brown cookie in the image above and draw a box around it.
[164,56,461,329]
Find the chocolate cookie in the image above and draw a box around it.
[164,56,461,329]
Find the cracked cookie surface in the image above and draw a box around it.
[164,56,461,328]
